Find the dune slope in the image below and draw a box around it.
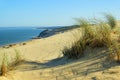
[0,29,120,80]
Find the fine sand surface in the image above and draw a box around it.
[0,28,120,80]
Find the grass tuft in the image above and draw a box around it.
[0,53,8,76]
[62,14,119,61]
[62,37,86,59]
[8,49,24,70]
[108,41,120,63]
[90,23,112,48]
[105,14,116,29]
[75,18,90,27]
[0,49,24,75]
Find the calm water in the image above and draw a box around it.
[0,27,44,46]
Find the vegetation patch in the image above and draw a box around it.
[62,37,86,59]
[62,14,120,62]
[0,49,24,76]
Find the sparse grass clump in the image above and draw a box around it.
[82,25,95,46]
[14,49,23,64]
[108,42,120,63]
[62,14,120,62]
[62,19,92,59]
[78,18,112,48]
[90,23,111,48]
[76,18,95,45]
[62,37,86,59]
[0,53,8,76]
[105,14,116,29]
[8,49,24,70]
[75,18,90,27]
[0,49,24,76]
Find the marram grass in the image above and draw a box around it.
[0,53,8,76]
[105,14,116,29]
[62,14,120,63]
[0,49,24,76]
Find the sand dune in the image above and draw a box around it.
[0,28,120,80]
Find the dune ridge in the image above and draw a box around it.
[0,28,120,80]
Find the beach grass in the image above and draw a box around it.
[0,49,23,76]
[90,23,111,48]
[62,37,86,59]
[0,14,120,80]
[108,41,120,63]
[8,49,24,70]
[105,13,116,29]
[62,14,120,63]
[0,53,8,76]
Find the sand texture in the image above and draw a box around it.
[0,28,120,80]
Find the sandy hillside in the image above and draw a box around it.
[0,28,120,80]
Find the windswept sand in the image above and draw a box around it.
[0,28,120,80]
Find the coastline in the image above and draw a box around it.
[0,40,29,48]
[0,29,54,48]
[0,27,78,63]
[0,26,78,49]
[0,26,120,80]
[0,27,44,47]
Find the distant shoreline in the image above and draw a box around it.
[36,25,79,38]
[0,27,44,47]
[0,39,32,48]
[0,25,78,48]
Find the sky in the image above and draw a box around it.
[0,0,120,27]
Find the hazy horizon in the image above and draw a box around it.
[0,0,120,27]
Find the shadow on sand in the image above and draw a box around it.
[14,47,119,76]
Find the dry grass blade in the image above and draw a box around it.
[75,18,90,27]
[63,14,120,64]
[8,49,24,70]
[0,53,8,76]
[90,22,111,48]
[105,14,116,29]
[108,42,120,63]
[62,37,86,59]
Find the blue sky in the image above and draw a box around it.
[0,0,120,27]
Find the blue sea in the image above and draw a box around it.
[0,27,44,46]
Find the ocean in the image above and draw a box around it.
[0,27,44,46]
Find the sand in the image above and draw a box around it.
[0,28,120,80]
